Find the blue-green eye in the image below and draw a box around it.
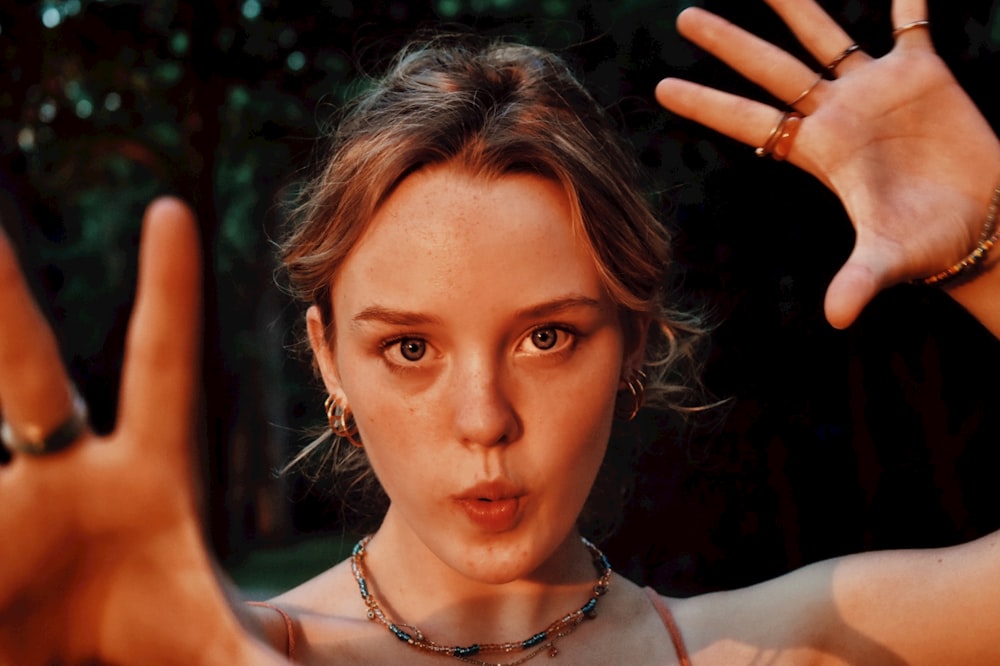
[399,338,426,361]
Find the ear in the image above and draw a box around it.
[620,313,651,385]
[306,304,343,397]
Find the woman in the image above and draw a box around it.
[1,0,998,664]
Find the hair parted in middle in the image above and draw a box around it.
[279,32,707,537]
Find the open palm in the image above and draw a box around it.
[0,199,279,665]
[656,0,1000,328]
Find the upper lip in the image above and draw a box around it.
[453,480,524,502]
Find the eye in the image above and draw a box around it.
[378,335,434,372]
[520,325,576,355]
[531,327,560,350]
[398,338,426,362]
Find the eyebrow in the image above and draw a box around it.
[350,295,605,329]
[351,306,443,329]
[512,295,605,320]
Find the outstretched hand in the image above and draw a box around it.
[656,0,1000,328]
[0,199,280,665]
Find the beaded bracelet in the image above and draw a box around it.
[914,183,1000,286]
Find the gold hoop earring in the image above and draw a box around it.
[324,394,362,447]
[616,369,646,421]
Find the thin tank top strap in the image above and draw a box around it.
[247,600,297,660]
[643,586,691,666]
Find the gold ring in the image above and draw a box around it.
[786,73,823,108]
[755,111,802,158]
[893,20,930,38]
[825,43,860,73]
[0,386,89,455]
[771,113,803,161]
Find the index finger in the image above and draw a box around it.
[116,197,202,456]
[655,78,794,159]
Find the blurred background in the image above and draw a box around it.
[2,0,1000,598]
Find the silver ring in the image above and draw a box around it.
[1,387,89,455]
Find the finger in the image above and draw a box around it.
[117,197,202,456]
[823,247,894,329]
[891,0,932,50]
[0,226,78,454]
[656,78,799,158]
[675,7,837,113]
[763,0,871,76]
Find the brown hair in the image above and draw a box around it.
[279,34,706,537]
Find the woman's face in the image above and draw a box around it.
[309,161,630,584]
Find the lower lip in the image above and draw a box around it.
[455,497,520,533]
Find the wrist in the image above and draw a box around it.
[912,182,1000,286]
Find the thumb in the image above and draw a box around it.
[824,248,895,329]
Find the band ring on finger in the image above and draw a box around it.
[825,43,861,73]
[893,20,930,38]
[786,73,823,108]
[770,113,803,161]
[0,385,89,455]
[755,111,803,159]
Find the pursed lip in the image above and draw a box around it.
[452,480,525,532]
[452,479,525,502]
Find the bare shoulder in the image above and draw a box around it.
[270,556,359,615]
[665,530,1000,666]
[247,557,378,663]
[594,575,691,665]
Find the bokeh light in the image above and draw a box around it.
[41,7,62,28]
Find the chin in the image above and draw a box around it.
[445,528,572,586]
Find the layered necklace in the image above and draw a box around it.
[350,535,613,666]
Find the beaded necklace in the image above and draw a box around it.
[350,535,613,666]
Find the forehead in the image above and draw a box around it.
[332,162,610,319]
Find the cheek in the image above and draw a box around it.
[348,378,420,435]
[523,358,620,475]
[562,389,616,468]
[341,381,429,501]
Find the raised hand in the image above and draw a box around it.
[0,198,280,665]
[656,0,1000,329]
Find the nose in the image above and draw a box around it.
[449,357,519,448]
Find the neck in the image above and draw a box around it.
[359,510,606,646]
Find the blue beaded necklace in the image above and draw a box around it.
[350,535,613,666]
